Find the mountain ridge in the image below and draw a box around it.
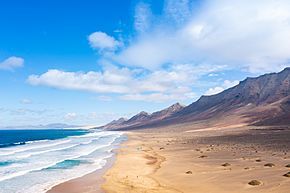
[99,103,184,130]
[100,68,290,131]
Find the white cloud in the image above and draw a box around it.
[204,87,224,96]
[112,0,290,72]
[205,80,239,96]
[223,80,240,89]
[28,63,218,102]
[88,32,120,51]
[27,68,132,93]
[0,56,24,71]
[64,112,77,121]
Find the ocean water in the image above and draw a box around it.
[0,129,125,193]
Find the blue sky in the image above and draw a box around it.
[1,0,290,127]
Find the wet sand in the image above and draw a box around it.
[46,156,115,193]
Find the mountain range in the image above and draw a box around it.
[100,68,290,131]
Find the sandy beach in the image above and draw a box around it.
[47,125,290,193]
[102,126,290,193]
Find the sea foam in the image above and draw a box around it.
[0,130,124,193]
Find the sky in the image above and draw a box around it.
[1,0,290,127]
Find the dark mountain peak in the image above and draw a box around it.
[138,111,149,116]
[100,103,185,130]
[150,103,184,119]
[127,111,150,122]
[169,102,184,109]
[96,117,127,130]
[120,117,127,121]
[110,117,127,124]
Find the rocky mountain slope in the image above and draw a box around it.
[172,67,290,123]
[100,103,184,130]
[101,68,290,130]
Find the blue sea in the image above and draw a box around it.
[0,129,125,193]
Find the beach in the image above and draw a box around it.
[48,125,290,193]
[47,155,115,193]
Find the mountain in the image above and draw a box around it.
[127,111,150,123]
[99,103,184,130]
[98,118,127,130]
[171,67,290,124]
[104,67,290,131]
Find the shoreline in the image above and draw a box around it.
[46,132,126,193]
[47,126,290,193]
[46,156,115,193]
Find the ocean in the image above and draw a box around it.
[0,129,125,193]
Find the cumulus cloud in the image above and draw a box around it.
[113,0,290,72]
[88,32,121,51]
[27,64,220,102]
[27,68,133,93]
[205,80,239,96]
[0,56,24,71]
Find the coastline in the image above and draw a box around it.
[46,132,126,193]
[46,126,290,193]
[46,155,115,193]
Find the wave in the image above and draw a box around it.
[0,131,113,156]
[12,136,108,159]
[14,144,79,159]
[71,131,121,139]
[0,135,120,182]
[0,161,14,167]
[0,142,26,148]
[0,131,120,156]
[0,139,58,149]
[0,139,71,156]
[23,158,107,193]
[46,159,87,170]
